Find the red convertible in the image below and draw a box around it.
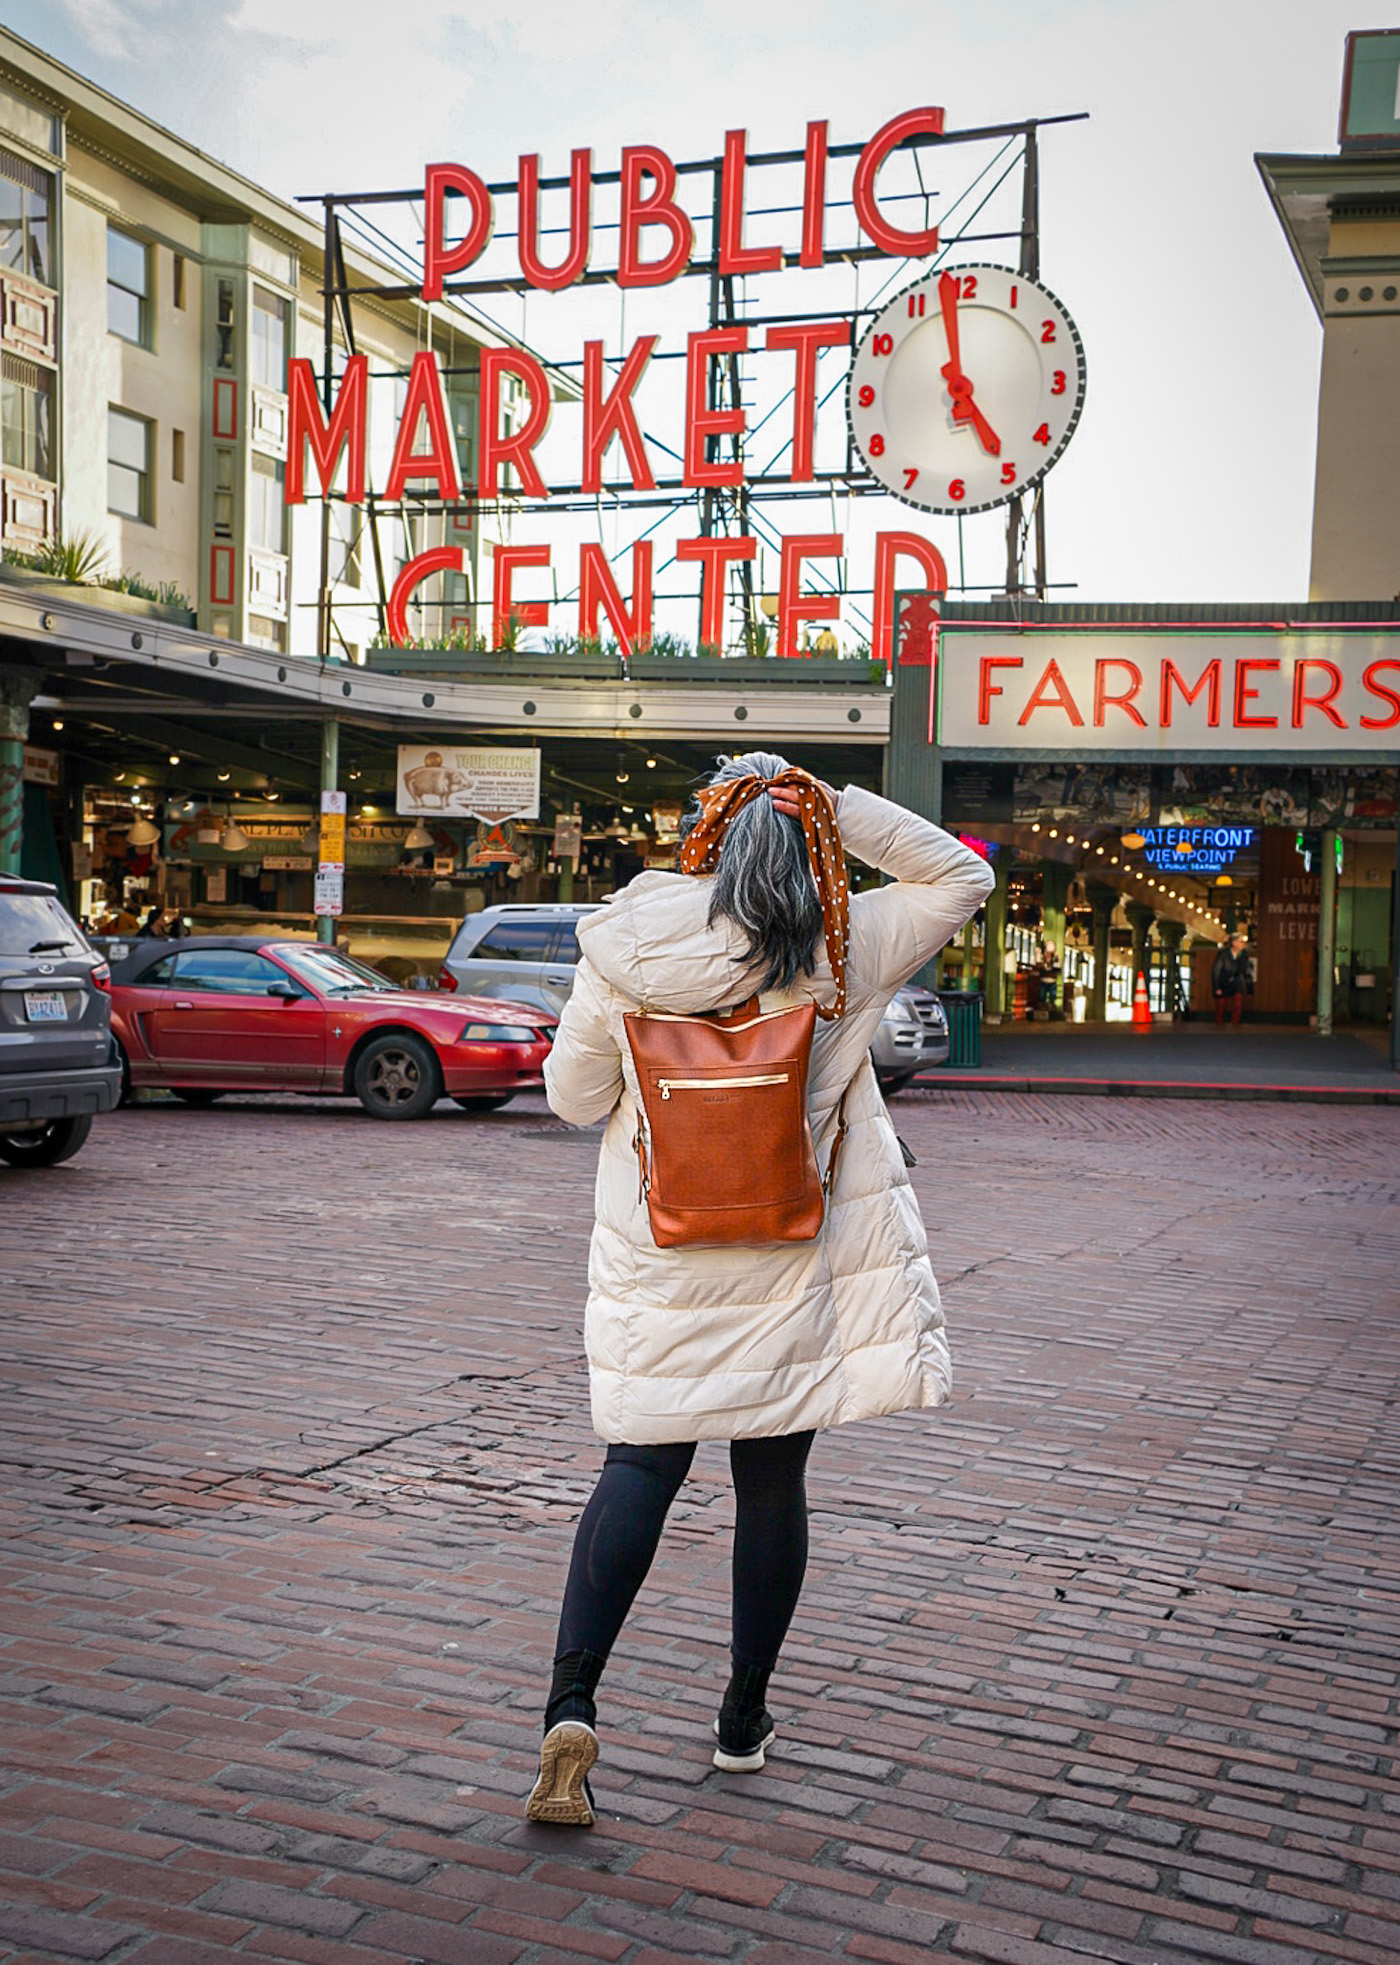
[108,936,554,1119]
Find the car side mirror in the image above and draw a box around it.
[266,980,303,1000]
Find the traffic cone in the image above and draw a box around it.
[1131,971,1152,1027]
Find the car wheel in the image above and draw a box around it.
[111,1035,133,1105]
[353,1032,441,1120]
[171,1089,225,1107]
[0,1114,95,1168]
[451,1093,514,1112]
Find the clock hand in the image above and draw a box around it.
[938,270,962,377]
[938,270,1001,455]
[952,394,1002,456]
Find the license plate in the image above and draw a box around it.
[24,990,68,1023]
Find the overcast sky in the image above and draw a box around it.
[2,0,1367,614]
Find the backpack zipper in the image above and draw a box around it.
[656,1072,789,1101]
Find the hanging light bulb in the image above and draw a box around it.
[404,820,434,850]
[127,816,160,847]
[221,810,251,852]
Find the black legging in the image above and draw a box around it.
[555,1432,814,1671]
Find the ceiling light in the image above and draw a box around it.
[404,820,434,850]
[217,769,231,782]
[1066,834,1076,845]
[616,770,630,784]
[645,757,657,770]
[169,753,180,765]
[127,816,161,847]
[221,817,251,853]
[266,790,279,801]
[52,718,63,731]
[1030,823,1041,833]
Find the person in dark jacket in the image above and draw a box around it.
[1211,931,1252,1026]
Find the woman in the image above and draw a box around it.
[528,752,994,1826]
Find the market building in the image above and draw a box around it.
[0,25,1395,1061]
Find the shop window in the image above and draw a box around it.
[475,921,556,961]
[108,407,153,522]
[248,450,286,553]
[1,352,52,479]
[0,148,52,287]
[251,285,288,391]
[107,226,152,346]
[173,948,285,993]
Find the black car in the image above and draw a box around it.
[0,876,121,1167]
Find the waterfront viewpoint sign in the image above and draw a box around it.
[937,630,1400,753]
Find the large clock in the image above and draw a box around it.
[846,263,1086,516]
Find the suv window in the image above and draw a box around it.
[173,949,286,993]
[554,926,583,964]
[127,953,178,987]
[0,890,84,957]
[474,921,557,962]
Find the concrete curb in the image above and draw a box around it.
[915,1070,1400,1105]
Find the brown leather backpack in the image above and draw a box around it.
[624,996,848,1249]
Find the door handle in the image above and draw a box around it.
[173,1000,194,1009]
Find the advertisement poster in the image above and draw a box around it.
[397,746,541,822]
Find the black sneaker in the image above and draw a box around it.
[712,1707,776,1772]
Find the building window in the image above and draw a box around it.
[248,450,285,554]
[251,286,287,391]
[1,353,52,479]
[107,226,151,346]
[171,428,185,483]
[329,502,361,588]
[108,407,153,521]
[0,149,52,287]
[216,279,235,370]
[173,253,186,310]
[247,612,286,652]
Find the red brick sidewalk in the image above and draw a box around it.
[2,1089,1398,1964]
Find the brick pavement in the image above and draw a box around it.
[1,1087,1398,1965]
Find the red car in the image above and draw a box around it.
[108,936,554,1119]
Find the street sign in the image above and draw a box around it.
[320,788,347,867]
[314,865,344,917]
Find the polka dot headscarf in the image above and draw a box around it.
[677,766,848,1021]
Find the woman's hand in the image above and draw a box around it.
[768,779,835,820]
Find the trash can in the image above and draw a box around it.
[937,989,983,1068]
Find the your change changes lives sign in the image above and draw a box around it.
[396,746,541,822]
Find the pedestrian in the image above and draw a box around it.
[527,750,995,1826]
[1211,930,1253,1027]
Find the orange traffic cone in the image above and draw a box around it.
[1131,971,1152,1027]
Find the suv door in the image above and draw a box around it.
[0,887,109,1077]
[148,949,324,1086]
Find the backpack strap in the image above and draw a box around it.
[821,1082,852,1198]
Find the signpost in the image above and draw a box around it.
[316,788,347,930]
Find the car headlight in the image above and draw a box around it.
[461,1022,538,1042]
[881,996,916,1026]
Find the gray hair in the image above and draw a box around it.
[682,750,824,992]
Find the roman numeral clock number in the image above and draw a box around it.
[846,263,1085,517]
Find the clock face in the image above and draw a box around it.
[847,263,1086,516]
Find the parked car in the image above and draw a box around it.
[442,902,948,1095]
[871,986,949,1092]
[0,876,121,1167]
[109,936,554,1120]
[438,903,603,1017]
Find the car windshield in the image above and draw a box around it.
[0,890,86,957]
[275,945,397,993]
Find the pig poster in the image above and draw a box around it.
[396,746,541,823]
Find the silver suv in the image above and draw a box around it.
[441,901,948,1093]
[439,903,603,1018]
[871,986,949,1092]
[0,876,121,1167]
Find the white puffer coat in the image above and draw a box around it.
[543,787,995,1445]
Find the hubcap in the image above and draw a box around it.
[367,1049,421,1105]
